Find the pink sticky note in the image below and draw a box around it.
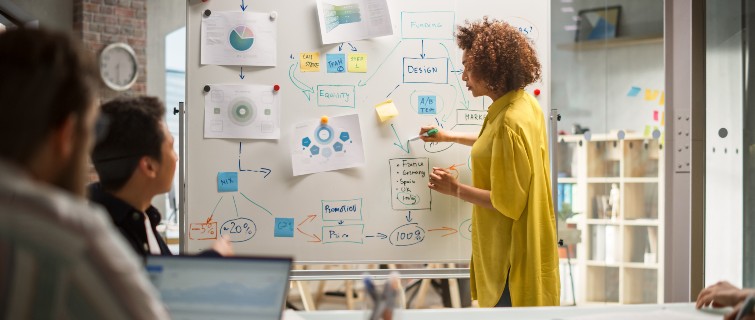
[653,110,659,121]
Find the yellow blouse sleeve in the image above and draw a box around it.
[490,126,532,220]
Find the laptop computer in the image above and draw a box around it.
[145,255,292,320]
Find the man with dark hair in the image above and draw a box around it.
[0,28,168,319]
[90,96,232,257]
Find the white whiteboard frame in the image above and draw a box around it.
[180,0,555,268]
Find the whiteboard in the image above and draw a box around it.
[184,0,550,263]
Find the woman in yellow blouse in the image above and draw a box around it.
[419,17,560,307]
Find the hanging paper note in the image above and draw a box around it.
[375,99,399,122]
[217,172,238,192]
[315,0,393,45]
[300,52,320,72]
[348,53,367,73]
[291,114,365,176]
[201,11,277,66]
[326,53,346,73]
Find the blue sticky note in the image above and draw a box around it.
[326,53,346,73]
[217,172,238,192]
[627,86,641,97]
[274,218,295,237]
[418,95,437,114]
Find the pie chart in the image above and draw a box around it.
[229,25,255,51]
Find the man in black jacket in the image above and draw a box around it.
[89,96,232,258]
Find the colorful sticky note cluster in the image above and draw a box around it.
[375,99,399,122]
[300,52,320,72]
[217,172,238,192]
[347,53,367,73]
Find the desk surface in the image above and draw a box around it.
[291,303,726,320]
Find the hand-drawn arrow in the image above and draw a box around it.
[406,211,412,222]
[297,227,322,243]
[338,220,344,225]
[238,143,272,178]
[420,40,426,59]
[390,123,410,154]
[440,43,470,109]
[232,195,240,217]
[366,233,388,240]
[239,192,273,216]
[338,43,344,51]
[288,63,314,100]
[448,163,465,171]
[239,67,245,79]
[297,214,318,227]
[206,196,223,223]
[385,84,400,98]
[358,40,402,87]
[348,42,357,51]
[240,0,247,11]
[435,117,446,129]
[429,227,459,237]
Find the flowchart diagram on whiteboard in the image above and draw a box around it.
[184,0,549,263]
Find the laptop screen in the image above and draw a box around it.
[145,255,292,320]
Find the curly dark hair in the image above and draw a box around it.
[457,17,541,94]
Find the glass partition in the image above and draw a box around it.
[551,0,665,305]
[705,0,755,288]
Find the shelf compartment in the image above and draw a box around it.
[623,268,658,304]
[623,219,659,226]
[587,224,621,263]
[585,266,620,303]
[623,226,658,264]
[587,141,621,178]
[556,139,581,178]
[587,183,620,219]
[624,139,661,178]
[624,183,659,220]
[556,35,663,51]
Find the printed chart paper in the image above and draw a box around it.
[201,11,277,66]
[316,0,393,45]
[204,84,281,139]
[292,114,365,176]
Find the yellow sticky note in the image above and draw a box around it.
[300,52,320,72]
[348,53,367,73]
[375,99,399,122]
[643,125,651,137]
[644,89,660,101]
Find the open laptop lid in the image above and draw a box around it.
[145,255,292,320]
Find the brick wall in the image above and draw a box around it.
[73,0,146,101]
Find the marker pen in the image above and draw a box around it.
[409,128,438,141]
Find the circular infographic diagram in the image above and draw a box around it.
[229,25,255,51]
[228,98,256,126]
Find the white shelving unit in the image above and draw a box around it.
[556,133,664,305]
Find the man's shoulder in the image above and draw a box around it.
[0,164,115,256]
